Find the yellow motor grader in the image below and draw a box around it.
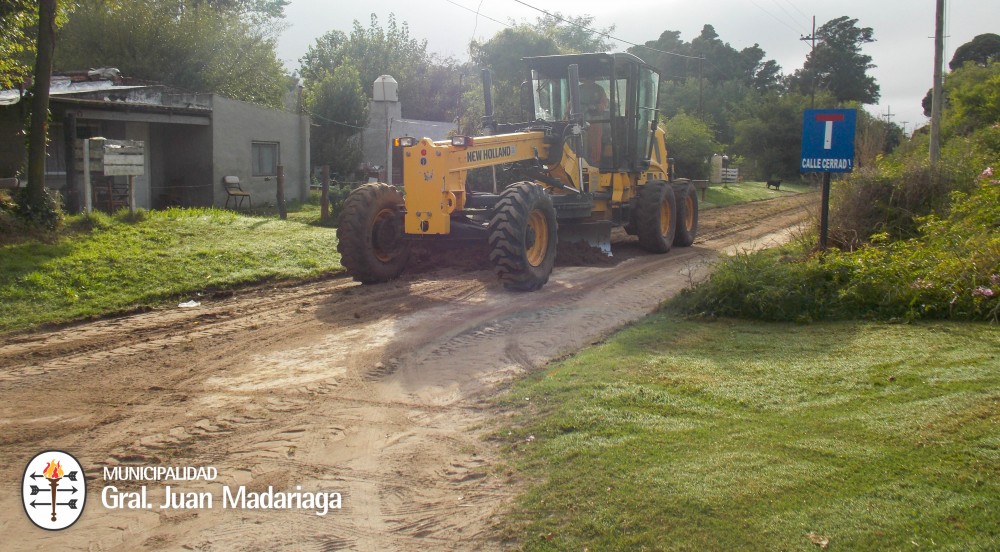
[336,52,698,291]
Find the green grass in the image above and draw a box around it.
[495,315,1000,551]
[702,180,813,208]
[0,207,342,333]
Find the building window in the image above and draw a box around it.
[252,141,279,177]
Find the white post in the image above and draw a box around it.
[82,139,92,214]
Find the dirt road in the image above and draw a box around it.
[0,193,816,551]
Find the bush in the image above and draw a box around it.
[13,187,64,231]
[830,123,1000,249]
[662,112,718,180]
[672,170,1000,322]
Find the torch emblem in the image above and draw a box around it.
[22,450,86,530]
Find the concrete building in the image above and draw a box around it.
[0,75,310,211]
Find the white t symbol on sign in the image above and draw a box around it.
[815,113,846,151]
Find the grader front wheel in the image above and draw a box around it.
[488,182,558,291]
[336,183,410,283]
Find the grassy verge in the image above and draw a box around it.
[0,208,341,333]
[702,180,813,208]
[495,314,1000,550]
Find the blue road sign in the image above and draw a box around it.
[800,109,857,173]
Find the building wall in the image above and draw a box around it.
[361,100,453,181]
[362,100,403,174]
[210,96,310,207]
[0,106,24,178]
[149,122,213,208]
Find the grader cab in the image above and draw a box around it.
[336,52,699,291]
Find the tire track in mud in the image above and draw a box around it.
[0,193,817,551]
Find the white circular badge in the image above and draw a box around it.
[22,450,87,530]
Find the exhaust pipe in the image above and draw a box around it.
[481,68,496,136]
[567,63,585,192]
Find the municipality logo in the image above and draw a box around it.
[21,450,87,530]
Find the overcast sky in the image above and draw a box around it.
[278,0,998,134]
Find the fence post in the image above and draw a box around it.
[321,165,330,222]
[276,164,287,220]
[82,139,92,214]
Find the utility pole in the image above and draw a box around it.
[900,121,910,136]
[882,105,894,124]
[698,56,704,116]
[800,15,818,108]
[929,0,945,165]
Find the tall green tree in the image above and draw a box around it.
[949,33,1000,70]
[299,14,461,121]
[924,34,1000,117]
[56,0,288,107]
[305,64,368,177]
[0,0,41,88]
[531,12,614,53]
[792,16,879,104]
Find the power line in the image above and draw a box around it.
[303,107,368,130]
[747,0,804,35]
[778,0,810,23]
[442,0,510,31]
[768,0,808,33]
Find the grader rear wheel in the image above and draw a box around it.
[636,180,677,253]
[336,183,410,283]
[672,180,699,247]
[488,182,558,291]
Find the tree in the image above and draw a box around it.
[630,30,691,81]
[24,0,57,214]
[923,34,1000,117]
[471,26,559,123]
[854,108,903,168]
[0,0,39,88]
[733,92,833,179]
[305,64,368,177]
[942,61,1000,136]
[56,0,288,108]
[662,112,719,179]
[531,12,614,53]
[793,16,879,105]
[949,33,1000,70]
[300,14,451,120]
[628,25,783,148]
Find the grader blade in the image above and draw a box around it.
[558,221,613,256]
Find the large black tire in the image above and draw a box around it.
[636,180,677,253]
[488,182,558,291]
[672,180,699,247]
[336,183,410,284]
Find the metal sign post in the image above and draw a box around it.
[800,109,857,250]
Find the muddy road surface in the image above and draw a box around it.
[0,193,815,551]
